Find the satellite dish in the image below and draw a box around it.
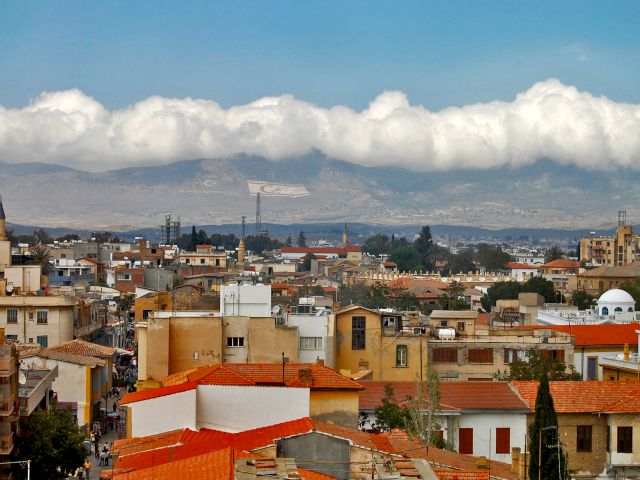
[5,285,13,295]
[18,370,27,385]
[272,305,281,315]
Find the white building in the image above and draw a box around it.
[220,283,272,317]
[284,298,332,365]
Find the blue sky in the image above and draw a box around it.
[1,0,639,110]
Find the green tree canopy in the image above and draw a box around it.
[528,373,568,480]
[414,226,434,270]
[544,245,565,263]
[495,349,581,381]
[619,279,640,306]
[521,276,556,302]
[389,246,423,272]
[446,249,475,274]
[16,405,86,479]
[27,245,53,275]
[480,281,522,312]
[476,244,512,271]
[301,253,317,271]
[571,290,595,310]
[297,230,307,247]
[362,234,391,256]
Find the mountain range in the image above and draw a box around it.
[0,154,636,232]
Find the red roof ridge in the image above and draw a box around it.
[120,382,197,406]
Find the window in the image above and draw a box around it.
[602,306,609,315]
[226,337,245,347]
[200,259,205,264]
[396,345,408,367]
[4,335,17,342]
[607,426,611,452]
[459,428,473,454]
[352,316,365,350]
[577,425,592,452]
[36,335,48,348]
[496,428,510,454]
[36,310,48,324]
[6,309,17,324]
[618,426,633,453]
[299,337,322,350]
[541,349,565,362]
[468,348,493,364]
[457,322,465,331]
[432,348,458,363]
[587,357,597,380]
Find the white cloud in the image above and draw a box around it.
[0,79,638,172]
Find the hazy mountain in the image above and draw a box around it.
[0,154,636,231]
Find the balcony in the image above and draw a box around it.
[0,433,13,455]
[0,354,16,377]
[0,395,15,416]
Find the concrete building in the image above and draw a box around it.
[333,306,428,382]
[580,215,640,267]
[283,297,332,365]
[0,334,18,460]
[577,264,640,297]
[178,244,227,268]
[220,283,272,317]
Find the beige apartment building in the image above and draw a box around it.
[580,212,639,267]
[136,310,298,388]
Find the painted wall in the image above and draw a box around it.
[220,284,272,317]
[287,313,329,363]
[310,390,359,428]
[607,413,640,475]
[129,388,197,437]
[0,296,75,346]
[335,308,425,381]
[195,385,309,432]
[246,317,298,363]
[456,412,527,464]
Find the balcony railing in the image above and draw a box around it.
[0,432,13,455]
[0,395,15,416]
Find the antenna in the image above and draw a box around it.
[619,210,627,227]
[255,192,262,235]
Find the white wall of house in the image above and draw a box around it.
[195,385,309,432]
[21,356,92,426]
[220,284,272,317]
[287,313,329,363]
[129,389,197,437]
[455,412,528,464]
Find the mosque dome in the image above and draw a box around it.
[597,288,635,316]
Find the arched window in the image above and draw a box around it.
[615,307,623,313]
[629,307,634,312]
[601,307,609,315]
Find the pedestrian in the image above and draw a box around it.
[112,402,117,413]
[83,460,91,479]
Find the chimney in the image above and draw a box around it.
[298,368,313,386]
[315,358,324,366]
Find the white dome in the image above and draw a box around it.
[598,289,635,304]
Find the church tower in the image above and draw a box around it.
[342,222,349,247]
[0,196,11,271]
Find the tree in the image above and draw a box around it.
[571,290,594,310]
[92,231,113,243]
[27,245,53,274]
[495,349,581,381]
[619,279,640,307]
[301,253,316,271]
[374,384,408,431]
[545,245,565,263]
[481,281,522,312]
[403,368,444,446]
[446,249,475,274]
[33,227,52,244]
[196,229,209,245]
[297,231,307,247]
[476,244,512,271]
[16,404,86,479]
[389,246,423,272]
[414,226,434,270]
[521,277,556,303]
[285,236,293,246]
[438,281,469,310]
[362,234,390,256]
[116,294,135,318]
[190,226,198,251]
[528,373,568,480]
[56,234,79,242]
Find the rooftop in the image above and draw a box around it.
[47,339,116,358]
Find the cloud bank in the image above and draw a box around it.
[0,79,638,172]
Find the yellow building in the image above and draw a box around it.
[136,310,299,388]
[178,245,227,268]
[580,213,639,267]
[333,306,427,381]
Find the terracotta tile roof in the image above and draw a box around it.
[581,264,640,278]
[505,262,537,269]
[108,447,253,480]
[359,381,529,412]
[47,339,116,358]
[512,381,640,413]
[542,324,640,346]
[113,430,184,457]
[540,259,581,269]
[120,382,197,406]
[298,467,336,479]
[160,363,363,391]
[434,469,490,479]
[21,348,106,367]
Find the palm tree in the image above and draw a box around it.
[28,245,53,275]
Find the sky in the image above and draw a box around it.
[0,1,639,172]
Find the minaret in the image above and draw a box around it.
[238,238,246,264]
[342,222,349,247]
[0,195,6,241]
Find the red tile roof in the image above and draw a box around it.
[120,382,197,406]
[542,324,640,346]
[160,363,363,391]
[282,246,362,254]
[435,469,490,479]
[359,381,529,412]
[540,259,581,269]
[47,339,116,357]
[512,381,640,413]
[505,262,537,269]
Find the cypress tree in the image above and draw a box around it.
[528,373,568,480]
